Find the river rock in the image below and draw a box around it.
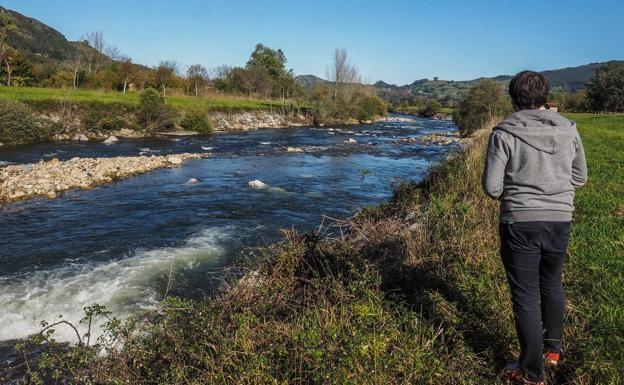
[186,178,199,184]
[286,146,304,153]
[73,133,89,141]
[248,180,267,189]
[0,153,207,203]
[166,156,183,165]
[118,128,134,137]
[344,138,358,144]
[103,136,119,144]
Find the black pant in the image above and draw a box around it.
[499,221,571,382]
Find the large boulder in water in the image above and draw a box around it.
[103,136,119,145]
[248,179,268,189]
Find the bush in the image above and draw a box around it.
[420,99,442,117]
[180,108,213,134]
[136,88,175,132]
[356,94,387,121]
[0,99,46,144]
[453,80,512,136]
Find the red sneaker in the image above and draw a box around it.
[544,351,561,366]
[501,363,545,385]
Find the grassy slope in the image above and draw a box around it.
[0,86,295,110]
[561,113,624,380]
[15,114,623,385]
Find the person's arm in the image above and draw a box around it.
[571,133,588,187]
[482,130,509,199]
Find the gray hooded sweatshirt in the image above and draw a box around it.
[482,109,587,222]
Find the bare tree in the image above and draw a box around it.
[186,64,208,96]
[0,11,16,85]
[118,57,135,93]
[327,48,360,104]
[83,31,104,74]
[67,50,83,89]
[105,44,121,61]
[211,65,232,80]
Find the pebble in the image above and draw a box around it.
[0,153,207,203]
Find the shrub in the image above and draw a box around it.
[0,99,46,144]
[420,99,442,117]
[136,88,175,132]
[180,108,213,134]
[355,94,387,121]
[453,80,512,136]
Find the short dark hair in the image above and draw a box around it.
[508,71,549,110]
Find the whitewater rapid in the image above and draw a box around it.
[0,227,230,342]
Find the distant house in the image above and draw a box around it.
[547,102,559,112]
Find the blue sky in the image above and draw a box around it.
[2,0,623,85]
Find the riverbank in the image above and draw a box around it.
[7,113,621,384]
[0,86,392,146]
[0,153,207,203]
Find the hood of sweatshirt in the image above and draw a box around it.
[494,109,577,154]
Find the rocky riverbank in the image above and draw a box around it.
[0,153,208,203]
[43,110,313,142]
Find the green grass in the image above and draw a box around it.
[8,114,623,385]
[560,112,624,379]
[0,86,296,110]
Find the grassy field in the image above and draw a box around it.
[10,113,623,384]
[0,86,295,110]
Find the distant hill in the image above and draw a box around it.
[0,6,94,65]
[294,74,332,89]
[298,61,623,104]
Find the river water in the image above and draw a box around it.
[0,115,459,344]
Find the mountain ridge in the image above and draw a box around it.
[297,60,623,103]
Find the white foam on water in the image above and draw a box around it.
[0,227,230,342]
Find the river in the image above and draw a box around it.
[0,115,459,345]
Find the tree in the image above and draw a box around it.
[246,43,297,99]
[454,80,512,136]
[587,61,624,112]
[0,10,16,86]
[186,64,208,96]
[83,31,105,74]
[154,61,177,96]
[246,43,287,81]
[0,50,35,86]
[118,57,135,93]
[67,43,89,88]
[328,48,359,104]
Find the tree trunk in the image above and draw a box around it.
[195,83,198,97]
[4,58,10,86]
[123,78,128,94]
